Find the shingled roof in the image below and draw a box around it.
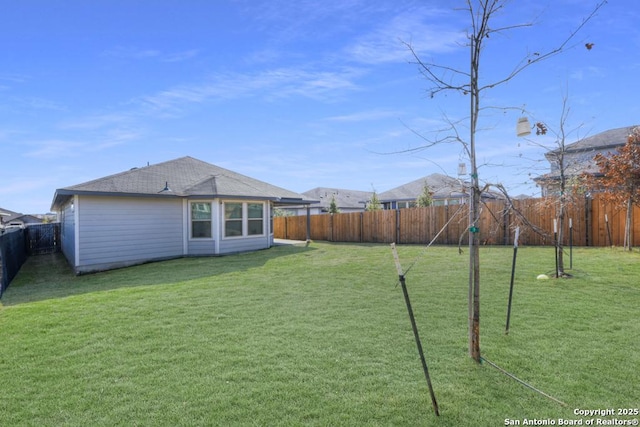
[379,173,468,201]
[546,125,638,157]
[302,187,373,210]
[536,125,640,184]
[51,156,310,210]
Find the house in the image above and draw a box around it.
[50,156,313,274]
[534,125,638,196]
[379,173,501,209]
[0,207,44,230]
[282,187,374,215]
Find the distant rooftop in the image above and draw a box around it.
[547,125,638,157]
[302,187,373,209]
[379,173,467,201]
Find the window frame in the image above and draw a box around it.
[222,201,266,239]
[224,202,244,238]
[190,201,213,239]
[247,203,264,236]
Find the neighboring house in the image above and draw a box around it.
[282,187,373,215]
[50,156,313,274]
[379,173,501,209]
[0,207,43,229]
[534,125,638,196]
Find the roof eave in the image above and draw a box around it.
[51,189,315,210]
[275,197,316,206]
[51,189,182,211]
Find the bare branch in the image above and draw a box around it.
[478,0,608,92]
[370,117,466,156]
[403,40,470,97]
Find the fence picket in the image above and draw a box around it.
[274,194,640,247]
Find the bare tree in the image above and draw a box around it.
[405,0,606,362]
[525,94,587,277]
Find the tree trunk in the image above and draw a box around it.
[557,203,565,277]
[469,186,481,362]
[468,33,481,363]
[625,197,633,251]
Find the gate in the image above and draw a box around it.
[25,223,61,255]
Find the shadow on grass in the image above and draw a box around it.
[1,242,315,306]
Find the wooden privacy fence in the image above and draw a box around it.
[0,228,27,298]
[274,194,640,247]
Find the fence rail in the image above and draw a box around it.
[274,194,640,247]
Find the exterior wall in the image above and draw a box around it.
[76,196,184,273]
[60,195,281,274]
[60,198,76,267]
[540,146,624,196]
[218,200,272,254]
[549,148,615,174]
[219,235,271,254]
[383,197,465,209]
[186,199,217,256]
[187,239,216,255]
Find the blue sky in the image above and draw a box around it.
[1,0,638,214]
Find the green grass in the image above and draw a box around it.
[1,242,639,426]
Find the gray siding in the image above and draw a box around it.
[60,199,76,266]
[219,236,270,254]
[77,196,184,272]
[188,239,216,255]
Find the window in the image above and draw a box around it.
[225,202,243,237]
[223,202,266,238]
[247,203,264,235]
[397,201,417,209]
[191,202,212,238]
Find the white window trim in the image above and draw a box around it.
[189,201,214,240]
[222,201,266,239]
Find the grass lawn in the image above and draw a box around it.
[1,242,639,426]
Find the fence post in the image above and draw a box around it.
[306,206,311,242]
[585,195,591,246]
[330,213,334,242]
[284,216,289,239]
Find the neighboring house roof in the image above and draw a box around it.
[379,173,469,202]
[12,214,43,224]
[552,126,636,154]
[301,187,373,211]
[0,207,20,219]
[535,125,639,185]
[51,156,312,210]
[0,207,42,226]
[0,208,16,227]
